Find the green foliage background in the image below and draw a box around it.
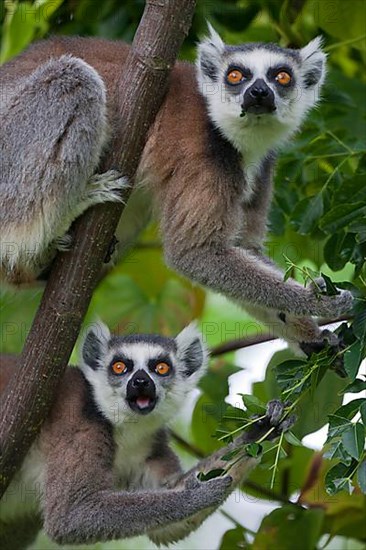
[1,1,365,549]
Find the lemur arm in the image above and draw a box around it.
[43,415,231,545]
[148,400,294,545]
[160,166,352,349]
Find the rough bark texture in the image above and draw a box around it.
[0,0,196,497]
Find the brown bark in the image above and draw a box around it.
[0,0,197,497]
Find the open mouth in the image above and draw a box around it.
[243,104,276,116]
[127,395,157,415]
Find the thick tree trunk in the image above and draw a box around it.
[0,0,196,497]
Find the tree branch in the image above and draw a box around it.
[0,0,196,497]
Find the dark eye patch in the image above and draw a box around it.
[148,354,173,374]
[267,64,295,86]
[225,65,252,87]
[108,355,134,375]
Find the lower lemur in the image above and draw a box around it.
[0,26,353,354]
[0,323,293,547]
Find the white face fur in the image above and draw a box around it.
[80,322,207,429]
[196,26,326,167]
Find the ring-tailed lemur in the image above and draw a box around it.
[0,323,294,547]
[0,26,353,354]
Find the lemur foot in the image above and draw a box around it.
[54,233,73,252]
[306,278,353,317]
[246,400,296,442]
[84,170,129,207]
[300,328,347,378]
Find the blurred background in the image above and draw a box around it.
[1,0,365,548]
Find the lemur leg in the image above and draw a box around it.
[148,400,294,545]
[0,55,126,282]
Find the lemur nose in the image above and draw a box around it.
[250,85,269,98]
[132,377,149,388]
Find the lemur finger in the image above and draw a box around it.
[54,233,73,252]
[266,399,284,426]
[278,414,297,433]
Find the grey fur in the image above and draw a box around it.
[0,54,126,284]
[0,33,353,352]
[1,324,278,547]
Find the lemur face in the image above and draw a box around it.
[80,322,207,425]
[196,25,326,147]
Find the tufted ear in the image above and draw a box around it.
[299,36,327,88]
[82,321,111,370]
[196,23,225,82]
[175,322,208,377]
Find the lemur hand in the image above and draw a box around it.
[300,327,348,378]
[243,399,296,443]
[184,471,233,507]
[306,278,353,317]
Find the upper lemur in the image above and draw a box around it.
[0,26,353,353]
[0,323,293,547]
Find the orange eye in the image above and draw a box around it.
[155,362,170,376]
[226,69,244,85]
[112,361,128,375]
[275,71,291,86]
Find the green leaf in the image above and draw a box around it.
[0,0,63,62]
[219,527,247,550]
[220,448,241,462]
[200,362,241,404]
[324,232,349,271]
[253,506,324,550]
[324,440,353,464]
[191,395,221,453]
[291,193,324,235]
[344,341,363,380]
[320,272,339,296]
[317,0,366,51]
[357,460,366,494]
[341,378,366,394]
[291,371,344,439]
[334,399,365,420]
[341,423,365,460]
[319,203,366,233]
[360,402,366,425]
[284,431,302,446]
[325,461,355,495]
[240,394,267,414]
[327,414,353,441]
[245,442,262,457]
[197,468,225,481]
[352,298,366,352]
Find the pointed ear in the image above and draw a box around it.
[196,22,225,81]
[299,36,327,88]
[175,322,208,377]
[82,321,111,370]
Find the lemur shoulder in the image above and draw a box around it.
[0,27,353,355]
[0,323,293,547]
